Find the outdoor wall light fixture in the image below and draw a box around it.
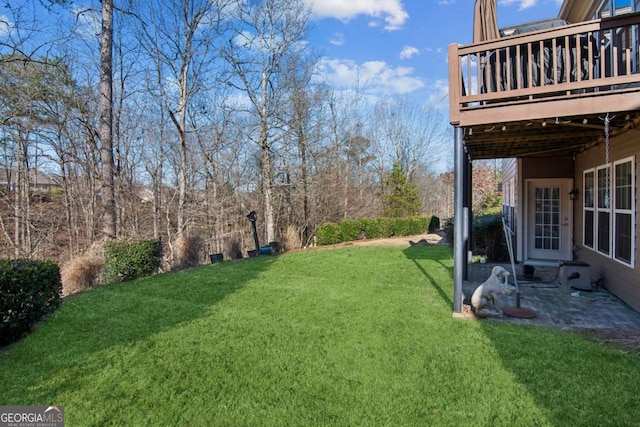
[569,188,579,200]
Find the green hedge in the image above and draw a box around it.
[0,260,62,346]
[360,218,383,240]
[338,219,362,242]
[103,239,163,284]
[316,223,341,246]
[316,216,432,246]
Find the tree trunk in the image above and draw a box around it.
[99,0,116,240]
[262,145,275,244]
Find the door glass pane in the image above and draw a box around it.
[534,186,561,251]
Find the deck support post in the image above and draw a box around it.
[453,126,467,313]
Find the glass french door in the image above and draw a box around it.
[527,179,573,261]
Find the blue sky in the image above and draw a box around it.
[0,0,563,117]
[306,0,564,110]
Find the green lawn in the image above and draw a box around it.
[1,245,639,426]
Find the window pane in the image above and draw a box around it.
[598,167,611,209]
[615,213,632,263]
[584,210,594,248]
[584,171,594,208]
[597,211,610,254]
[615,161,632,210]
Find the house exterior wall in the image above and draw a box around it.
[574,129,640,312]
[521,157,574,179]
[509,157,574,262]
[502,158,518,259]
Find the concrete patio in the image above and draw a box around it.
[461,262,640,331]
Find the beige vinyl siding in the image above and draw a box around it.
[502,159,518,250]
[574,130,640,312]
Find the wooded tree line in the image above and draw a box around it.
[0,0,489,265]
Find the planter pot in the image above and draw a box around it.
[260,246,272,255]
[210,253,224,264]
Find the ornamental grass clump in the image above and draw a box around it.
[61,255,104,296]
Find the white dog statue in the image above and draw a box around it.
[471,266,515,317]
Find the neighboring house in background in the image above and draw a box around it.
[0,168,62,193]
[449,1,640,311]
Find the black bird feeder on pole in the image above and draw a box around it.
[247,211,260,254]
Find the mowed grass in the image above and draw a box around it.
[1,245,640,426]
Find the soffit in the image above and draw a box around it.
[559,0,599,23]
[463,112,640,160]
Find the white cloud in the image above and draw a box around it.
[317,58,425,96]
[0,14,12,38]
[329,32,345,46]
[498,0,537,10]
[399,45,419,60]
[306,0,408,31]
[426,79,450,111]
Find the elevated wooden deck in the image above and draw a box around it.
[449,13,640,159]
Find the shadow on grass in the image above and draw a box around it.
[0,255,278,400]
[403,245,453,307]
[478,321,640,425]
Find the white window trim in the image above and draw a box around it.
[583,157,635,268]
[612,156,635,267]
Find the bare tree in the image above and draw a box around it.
[136,0,229,244]
[0,57,72,257]
[278,52,324,245]
[222,0,311,244]
[370,95,445,181]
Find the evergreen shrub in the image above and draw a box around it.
[428,216,441,233]
[338,219,362,242]
[103,239,163,284]
[0,260,61,345]
[472,214,508,262]
[316,222,341,246]
[360,218,383,240]
[315,216,432,246]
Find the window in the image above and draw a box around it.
[596,165,611,255]
[597,0,633,18]
[584,157,635,267]
[583,170,594,248]
[502,178,516,231]
[614,158,634,265]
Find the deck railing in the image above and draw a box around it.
[449,12,640,125]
